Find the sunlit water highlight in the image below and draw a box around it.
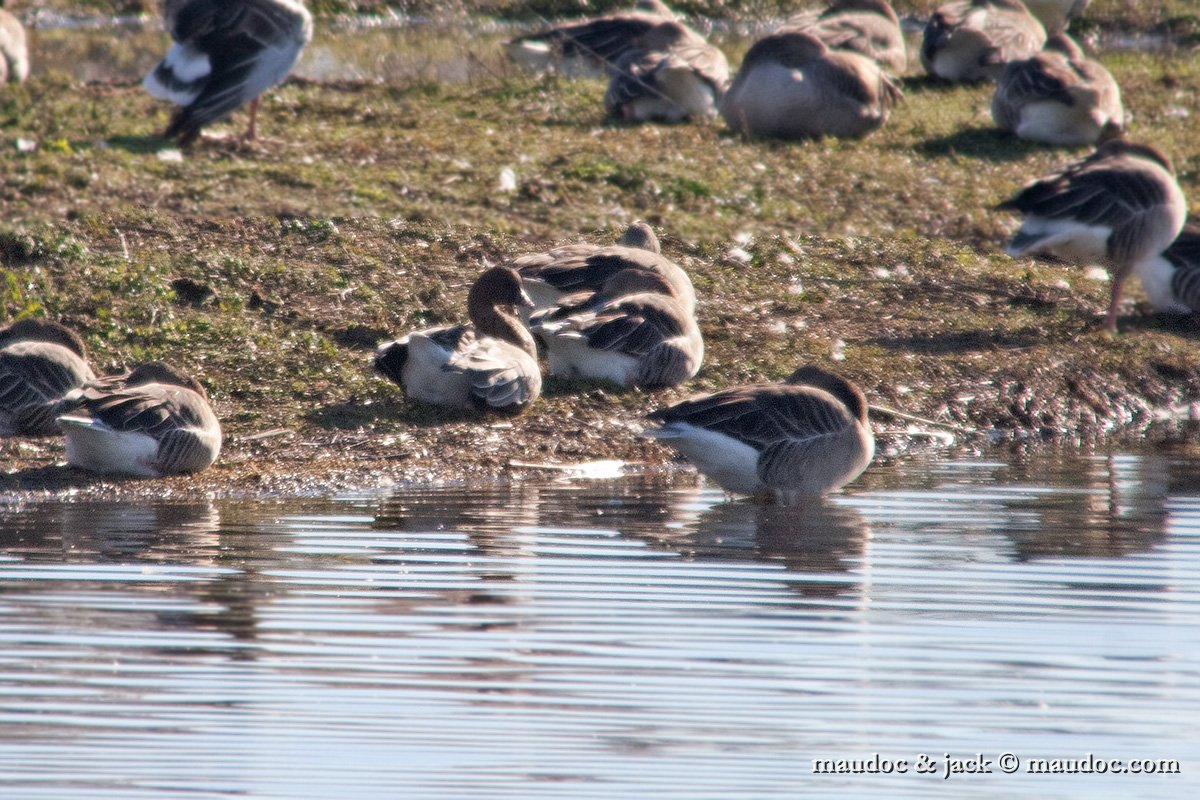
[1,449,1198,798]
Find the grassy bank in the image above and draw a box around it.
[1,10,1199,498]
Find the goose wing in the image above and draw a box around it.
[565,295,688,357]
[446,338,540,410]
[998,158,1175,228]
[0,346,92,433]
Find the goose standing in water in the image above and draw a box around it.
[921,0,1046,83]
[529,267,703,390]
[991,33,1123,146]
[55,361,222,477]
[374,267,542,414]
[143,0,313,145]
[784,0,908,76]
[0,3,28,84]
[514,221,696,317]
[998,139,1187,332]
[1,320,94,437]
[721,30,900,140]
[643,366,874,504]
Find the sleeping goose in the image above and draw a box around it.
[514,221,696,317]
[1135,225,1200,316]
[143,0,313,145]
[721,29,900,140]
[784,0,908,76]
[991,33,1123,146]
[643,366,874,504]
[1,320,95,437]
[997,139,1188,332]
[602,30,729,122]
[0,4,28,84]
[921,0,1046,83]
[505,0,678,77]
[374,267,542,414]
[530,268,703,390]
[55,361,222,477]
[1023,0,1090,33]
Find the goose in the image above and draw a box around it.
[506,0,678,77]
[721,30,901,140]
[921,0,1046,83]
[55,361,222,477]
[1,320,95,437]
[997,139,1188,331]
[602,31,729,122]
[1023,0,1090,33]
[0,4,28,84]
[513,221,696,316]
[529,269,703,390]
[143,0,313,145]
[374,267,542,414]
[643,366,874,504]
[991,33,1123,146]
[783,0,908,76]
[1136,225,1200,316]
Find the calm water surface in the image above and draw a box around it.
[1,448,1198,798]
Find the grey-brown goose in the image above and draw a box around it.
[721,30,900,140]
[1136,225,1200,316]
[991,33,1123,146]
[530,268,703,390]
[505,0,677,77]
[513,222,696,317]
[921,0,1046,83]
[0,4,28,84]
[1023,0,1090,33]
[55,361,222,477]
[603,33,729,122]
[784,0,907,76]
[643,366,875,504]
[143,0,313,145]
[1,320,95,437]
[998,139,1188,331]
[374,267,542,414]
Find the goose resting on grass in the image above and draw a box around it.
[505,0,677,77]
[921,0,1046,83]
[1,320,95,437]
[143,0,313,146]
[643,366,875,504]
[998,139,1187,332]
[783,0,908,76]
[1136,225,1200,316]
[374,267,542,414]
[55,361,222,477]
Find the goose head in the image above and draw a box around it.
[616,221,662,253]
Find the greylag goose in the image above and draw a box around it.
[513,221,696,316]
[1136,225,1200,316]
[1023,0,1090,33]
[784,0,907,76]
[721,29,900,140]
[56,361,222,477]
[921,0,1046,83]
[374,267,542,414]
[0,4,28,84]
[998,139,1188,331]
[506,0,677,77]
[603,34,729,122]
[143,0,313,145]
[530,268,703,390]
[1,320,95,437]
[991,33,1123,146]
[643,366,874,503]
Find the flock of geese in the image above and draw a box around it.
[1,0,1198,504]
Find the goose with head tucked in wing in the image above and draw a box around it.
[0,320,95,437]
[530,268,702,390]
[991,33,1123,146]
[643,366,874,504]
[997,139,1188,332]
[374,267,542,414]
[922,0,1046,83]
[506,0,678,77]
[55,361,222,477]
[144,0,313,145]
[784,0,907,76]
[721,29,900,140]
[513,222,696,317]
